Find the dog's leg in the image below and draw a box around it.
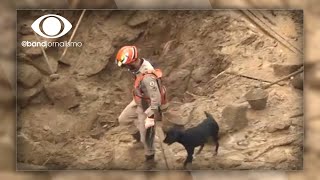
[196,144,204,155]
[183,147,194,169]
[213,139,219,156]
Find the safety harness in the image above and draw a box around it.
[133,69,167,107]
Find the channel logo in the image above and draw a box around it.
[31,14,72,38]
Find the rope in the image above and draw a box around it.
[156,125,170,169]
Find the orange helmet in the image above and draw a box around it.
[115,46,138,67]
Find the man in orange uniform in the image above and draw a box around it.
[115,45,167,169]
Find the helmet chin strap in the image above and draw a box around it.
[128,59,143,74]
[128,68,140,74]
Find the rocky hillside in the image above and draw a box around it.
[17,10,303,170]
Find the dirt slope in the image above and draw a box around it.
[17,10,303,170]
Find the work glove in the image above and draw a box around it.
[145,117,155,129]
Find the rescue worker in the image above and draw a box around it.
[115,45,167,169]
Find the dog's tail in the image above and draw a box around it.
[204,111,220,140]
[204,111,214,120]
[204,111,219,126]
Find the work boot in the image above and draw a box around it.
[143,154,156,170]
[131,141,144,149]
[131,131,141,142]
[146,154,155,161]
[130,131,143,149]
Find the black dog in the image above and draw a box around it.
[163,111,219,168]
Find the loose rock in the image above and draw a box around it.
[272,63,302,76]
[267,120,291,133]
[290,73,303,90]
[18,82,43,107]
[30,54,58,75]
[18,63,42,88]
[49,73,60,81]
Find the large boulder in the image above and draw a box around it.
[174,98,230,136]
[18,63,42,88]
[161,102,193,132]
[221,102,248,131]
[44,77,80,109]
[73,39,114,76]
